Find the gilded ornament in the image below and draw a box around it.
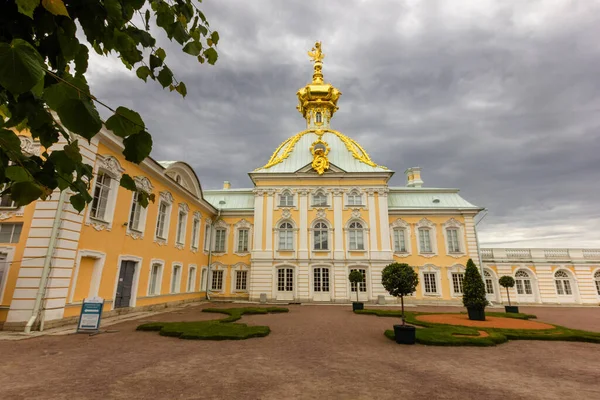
[310,139,330,175]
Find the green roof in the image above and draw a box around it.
[387,188,481,210]
[204,189,254,210]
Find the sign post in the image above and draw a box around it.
[77,297,105,333]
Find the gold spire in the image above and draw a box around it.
[307,41,325,84]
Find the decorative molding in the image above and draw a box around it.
[90,221,108,231]
[443,218,462,229]
[19,135,41,156]
[253,189,266,197]
[331,187,344,197]
[282,209,292,219]
[126,230,143,240]
[377,187,389,197]
[159,191,174,204]
[179,202,190,213]
[134,176,154,193]
[97,155,125,179]
[193,211,201,219]
[175,243,184,250]
[417,217,435,228]
[235,218,252,229]
[0,208,24,220]
[154,237,167,246]
[351,209,361,219]
[316,209,327,219]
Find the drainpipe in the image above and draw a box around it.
[206,207,222,301]
[473,210,489,302]
[24,189,67,333]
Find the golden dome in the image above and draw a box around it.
[296,42,342,121]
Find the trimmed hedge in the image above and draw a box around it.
[137,307,288,340]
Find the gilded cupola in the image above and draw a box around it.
[297,42,342,129]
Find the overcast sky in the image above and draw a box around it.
[86,0,600,248]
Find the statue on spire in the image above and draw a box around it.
[308,41,325,63]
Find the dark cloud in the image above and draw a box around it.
[86,0,600,248]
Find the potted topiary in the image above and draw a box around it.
[381,262,419,345]
[499,276,519,313]
[462,259,488,321]
[349,270,365,311]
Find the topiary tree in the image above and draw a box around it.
[499,276,515,306]
[348,270,364,303]
[381,263,418,325]
[462,258,488,311]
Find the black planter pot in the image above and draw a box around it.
[393,324,416,345]
[505,305,519,314]
[352,302,364,311]
[467,307,486,321]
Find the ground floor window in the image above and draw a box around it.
[515,270,533,295]
[595,270,600,295]
[451,272,464,295]
[554,270,572,295]
[171,265,181,293]
[201,268,207,291]
[484,270,494,294]
[187,267,197,292]
[350,268,367,292]
[211,270,223,291]
[313,267,330,292]
[236,270,248,291]
[277,268,293,292]
[423,272,437,294]
[149,263,162,295]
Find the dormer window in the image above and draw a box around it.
[316,112,322,123]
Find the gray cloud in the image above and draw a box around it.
[86,0,600,248]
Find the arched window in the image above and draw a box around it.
[280,190,293,207]
[595,270,600,295]
[483,270,494,294]
[348,221,364,250]
[554,270,572,295]
[515,270,533,295]
[312,191,328,207]
[313,221,329,250]
[316,112,322,123]
[278,222,294,251]
[347,190,362,206]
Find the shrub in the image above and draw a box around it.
[462,259,488,309]
[499,276,516,306]
[348,270,364,302]
[381,263,419,325]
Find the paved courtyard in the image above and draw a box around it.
[0,304,599,400]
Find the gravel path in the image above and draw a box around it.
[0,304,598,400]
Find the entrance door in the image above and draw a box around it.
[483,270,498,303]
[515,270,536,303]
[313,267,331,301]
[276,268,294,301]
[115,260,136,308]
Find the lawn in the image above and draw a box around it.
[137,307,289,340]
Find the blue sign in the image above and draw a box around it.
[77,297,104,333]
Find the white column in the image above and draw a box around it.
[464,215,480,266]
[265,190,274,252]
[377,189,391,253]
[252,190,264,252]
[298,190,308,259]
[333,189,344,260]
[367,190,378,253]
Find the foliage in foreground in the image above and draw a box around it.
[355,309,600,347]
[137,307,288,340]
[381,262,419,325]
[462,259,488,309]
[1,1,219,210]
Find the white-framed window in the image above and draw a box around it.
[313,221,329,250]
[312,191,328,207]
[187,265,197,292]
[155,201,170,240]
[90,173,112,221]
[237,228,249,253]
[484,270,494,294]
[277,268,294,292]
[554,270,572,296]
[214,228,226,252]
[148,262,163,295]
[200,267,208,291]
[418,228,432,253]
[594,270,600,296]
[128,193,143,232]
[515,270,533,295]
[170,264,182,293]
[350,268,367,293]
[348,221,365,250]
[279,190,294,207]
[423,272,437,294]
[203,224,211,252]
[0,251,10,299]
[393,228,407,253]
[0,223,23,243]
[446,228,460,253]
[191,213,201,250]
[176,205,188,246]
[313,267,330,292]
[451,272,464,295]
[347,190,362,206]
[278,221,294,250]
[211,269,224,290]
[236,270,248,291]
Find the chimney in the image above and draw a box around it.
[223,181,231,190]
[405,167,423,188]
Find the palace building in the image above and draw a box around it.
[1,43,599,330]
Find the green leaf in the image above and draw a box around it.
[210,31,220,45]
[0,39,45,95]
[183,41,202,56]
[0,129,22,154]
[10,181,44,206]
[5,166,32,182]
[44,76,90,111]
[175,82,187,97]
[16,0,40,18]
[145,9,151,30]
[136,65,151,82]
[157,67,173,88]
[156,48,166,61]
[105,106,145,138]
[74,45,89,76]
[48,150,76,175]
[123,131,152,163]
[171,22,189,45]
[149,54,162,71]
[63,140,82,163]
[203,47,218,65]
[105,0,123,24]
[69,193,87,212]
[57,27,79,60]
[42,0,69,17]
[56,99,102,140]
[120,174,137,191]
